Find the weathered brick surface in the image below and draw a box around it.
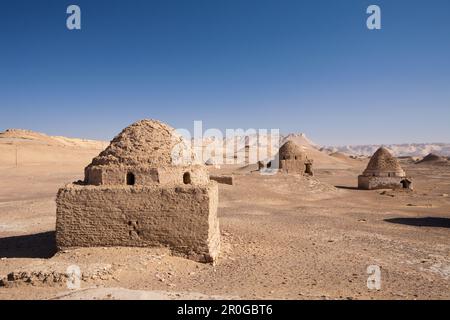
[210,175,234,185]
[85,165,209,186]
[358,147,412,190]
[56,183,220,263]
[358,175,407,190]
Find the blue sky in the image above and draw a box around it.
[1,0,449,145]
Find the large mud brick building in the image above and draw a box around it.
[56,119,220,263]
[358,147,413,190]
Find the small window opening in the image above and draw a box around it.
[183,172,191,184]
[127,172,135,186]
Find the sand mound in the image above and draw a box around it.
[417,153,448,164]
[0,129,51,141]
[0,129,105,149]
[330,152,350,160]
[0,129,106,167]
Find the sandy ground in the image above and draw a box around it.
[0,141,449,300]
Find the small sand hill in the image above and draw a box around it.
[0,129,106,166]
[416,153,448,165]
[282,136,353,169]
[329,152,351,160]
[1,129,51,141]
[0,129,105,149]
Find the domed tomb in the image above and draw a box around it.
[358,147,412,190]
[56,119,220,263]
[276,141,314,175]
[84,119,207,186]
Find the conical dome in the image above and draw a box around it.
[363,147,405,176]
[279,141,308,161]
[89,119,190,167]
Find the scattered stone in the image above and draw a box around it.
[380,191,395,197]
[0,263,112,287]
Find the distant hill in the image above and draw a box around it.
[324,143,450,157]
[416,153,448,164]
[0,129,107,149]
[6,128,447,167]
[191,132,356,169]
[0,129,107,166]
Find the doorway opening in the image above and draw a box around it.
[127,172,135,186]
[400,179,411,189]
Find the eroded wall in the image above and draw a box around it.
[56,183,220,263]
[358,175,407,190]
[280,159,307,174]
[85,165,209,186]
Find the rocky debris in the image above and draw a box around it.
[51,287,239,300]
[0,262,112,287]
[380,191,395,197]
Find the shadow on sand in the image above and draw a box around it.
[385,217,450,229]
[335,185,360,190]
[0,231,56,258]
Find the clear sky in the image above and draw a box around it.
[1,0,449,145]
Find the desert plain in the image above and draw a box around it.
[0,129,449,300]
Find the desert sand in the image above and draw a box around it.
[0,130,449,300]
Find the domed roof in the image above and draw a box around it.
[279,141,308,160]
[88,119,191,167]
[363,147,405,176]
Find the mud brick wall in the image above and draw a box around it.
[210,175,233,185]
[358,175,403,190]
[280,159,306,174]
[56,183,220,263]
[85,165,210,186]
